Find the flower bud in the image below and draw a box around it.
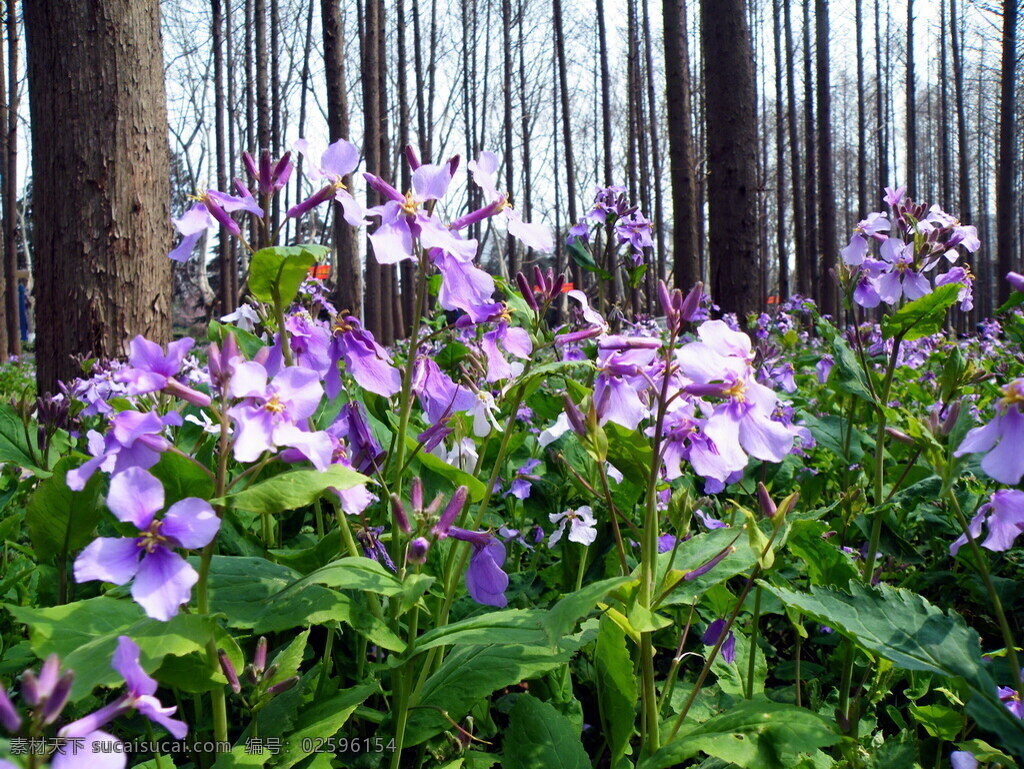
[253,637,268,674]
[941,401,962,435]
[885,427,916,446]
[533,265,549,296]
[408,537,430,564]
[756,483,777,518]
[404,145,421,171]
[266,676,299,696]
[433,486,468,538]
[0,687,21,732]
[410,477,423,513]
[390,494,411,534]
[40,673,74,725]
[561,394,587,438]
[219,650,241,694]
[515,272,539,311]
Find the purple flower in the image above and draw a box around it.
[950,490,1024,556]
[816,355,834,384]
[67,410,183,491]
[702,619,736,664]
[467,151,554,252]
[227,362,330,468]
[169,188,263,262]
[505,458,542,500]
[327,314,402,398]
[115,336,210,407]
[448,527,509,607]
[950,751,978,769]
[935,266,974,311]
[1008,272,1024,293]
[242,149,293,196]
[481,319,533,382]
[60,637,187,741]
[290,138,365,225]
[432,249,501,323]
[954,379,1024,485]
[357,526,395,571]
[841,211,890,266]
[74,469,219,621]
[333,402,386,475]
[413,358,477,425]
[548,506,597,547]
[876,239,931,304]
[997,672,1024,720]
[883,185,907,207]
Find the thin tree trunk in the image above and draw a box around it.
[815,0,836,318]
[997,0,1018,302]
[226,0,240,304]
[412,0,427,153]
[905,0,916,195]
[502,0,517,275]
[397,0,414,333]
[773,0,789,300]
[642,0,665,284]
[783,0,808,296]
[255,0,270,152]
[951,0,970,224]
[0,5,8,360]
[362,0,383,337]
[213,0,231,315]
[802,0,818,306]
[517,0,533,256]
[553,0,580,289]
[855,0,866,217]
[938,0,951,207]
[702,0,760,315]
[3,0,14,354]
[270,0,282,232]
[24,0,172,391]
[664,0,700,290]
[875,0,888,195]
[597,0,613,187]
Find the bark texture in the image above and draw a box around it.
[25,0,172,393]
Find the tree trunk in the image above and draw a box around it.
[642,0,666,285]
[361,0,383,338]
[212,0,231,314]
[226,0,239,303]
[875,0,888,196]
[701,0,760,316]
[255,0,270,152]
[783,0,808,296]
[597,0,613,187]
[997,0,1018,303]
[502,0,517,275]
[664,0,700,290]
[905,0,916,195]
[773,0,789,300]
[951,0,970,224]
[855,0,866,218]
[0,1,9,360]
[815,0,836,318]
[553,0,580,287]
[397,0,414,334]
[938,0,951,207]
[3,0,14,354]
[802,0,818,306]
[25,0,172,392]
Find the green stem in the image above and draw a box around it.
[744,587,762,699]
[574,542,588,592]
[389,586,421,769]
[948,490,1024,704]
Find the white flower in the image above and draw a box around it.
[549,505,597,547]
[431,438,479,472]
[467,391,502,437]
[184,412,221,435]
[221,304,260,333]
[538,412,571,447]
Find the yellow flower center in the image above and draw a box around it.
[1000,382,1024,408]
[264,395,286,414]
[332,313,354,334]
[138,524,169,554]
[724,380,747,401]
[401,191,420,215]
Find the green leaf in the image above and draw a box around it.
[909,703,966,740]
[281,556,405,597]
[816,319,874,403]
[412,609,551,654]
[25,457,104,562]
[211,746,270,768]
[567,238,612,280]
[0,403,47,475]
[785,520,859,588]
[222,465,368,514]
[881,283,961,341]
[595,615,637,763]
[265,628,309,688]
[545,577,630,639]
[764,581,1024,758]
[150,449,216,504]
[208,318,266,360]
[605,422,653,484]
[502,694,591,769]
[657,527,757,607]
[273,684,375,768]
[8,597,214,700]
[640,699,838,769]
[247,245,327,307]
[404,644,572,746]
[203,556,403,648]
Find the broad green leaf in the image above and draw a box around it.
[211,746,269,768]
[247,245,326,307]
[8,597,214,700]
[274,684,374,768]
[208,318,266,360]
[657,527,757,607]
[203,556,404,649]
[150,449,216,505]
[640,699,838,769]
[764,581,1024,758]
[595,615,637,764]
[266,628,309,688]
[25,457,103,562]
[222,465,368,514]
[546,577,630,639]
[881,283,961,341]
[503,694,591,769]
[785,520,859,588]
[605,422,653,484]
[404,644,572,745]
[816,319,874,403]
[281,555,404,596]
[0,403,47,475]
[909,703,965,740]
[412,609,551,654]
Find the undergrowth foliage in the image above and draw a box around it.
[1,143,1023,769]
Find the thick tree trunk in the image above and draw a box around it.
[997,0,1018,302]
[255,0,270,153]
[361,0,383,338]
[815,0,837,318]
[323,0,360,319]
[25,0,171,392]
[701,0,760,316]
[664,0,700,290]
[0,2,9,360]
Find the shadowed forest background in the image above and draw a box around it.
[0,0,1018,391]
